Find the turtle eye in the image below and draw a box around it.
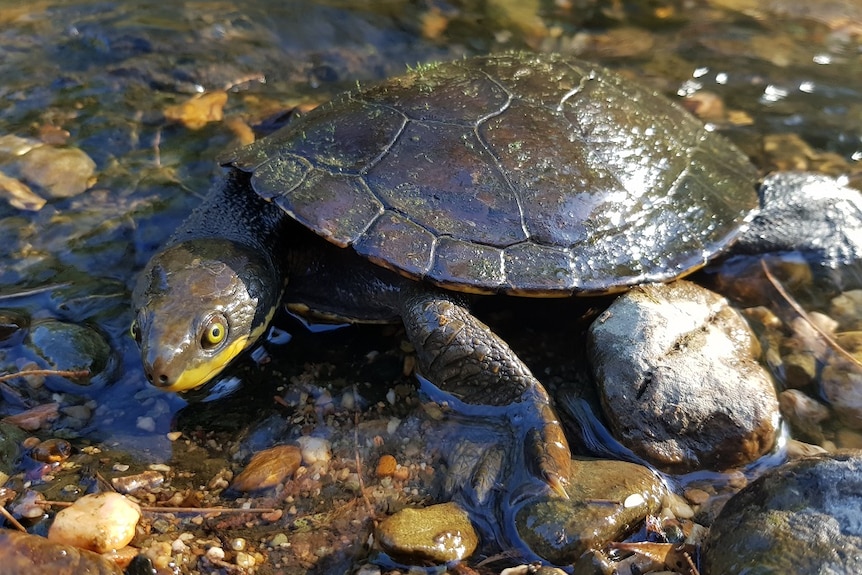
[201,315,227,349]
[130,320,141,345]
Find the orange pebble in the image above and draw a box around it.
[376,454,397,478]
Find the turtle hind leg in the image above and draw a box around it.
[399,287,571,498]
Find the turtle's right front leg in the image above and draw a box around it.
[399,287,571,498]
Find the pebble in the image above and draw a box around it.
[18,145,96,198]
[297,436,331,465]
[0,529,122,574]
[29,438,72,463]
[205,546,225,561]
[111,470,165,494]
[235,551,256,568]
[231,444,301,492]
[515,458,665,564]
[376,454,397,478]
[48,492,141,553]
[376,501,478,563]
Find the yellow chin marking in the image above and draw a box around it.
[162,305,278,393]
[165,335,250,392]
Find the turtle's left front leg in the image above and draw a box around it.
[399,287,571,498]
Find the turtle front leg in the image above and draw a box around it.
[400,287,571,498]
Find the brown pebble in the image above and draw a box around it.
[231,445,301,492]
[392,465,410,481]
[684,487,711,505]
[376,454,397,478]
[30,438,72,463]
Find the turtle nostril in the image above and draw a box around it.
[158,374,169,385]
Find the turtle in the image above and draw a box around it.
[131,52,862,498]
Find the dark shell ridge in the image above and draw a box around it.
[228,53,759,295]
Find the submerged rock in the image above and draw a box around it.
[515,458,665,565]
[376,501,478,563]
[28,319,114,391]
[0,530,122,575]
[703,451,862,574]
[588,280,779,472]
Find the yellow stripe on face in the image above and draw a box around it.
[161,304,277,393]
[164,335,250,392]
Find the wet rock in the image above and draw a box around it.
[0,422,26,475]
[779,389,830,444]
[703,451,862,574]
[164,91,228,130]
[515,458,664,565]
[48,491,141,553]
[230,444,301,492]
[27,319,114,390]
[0,530,122,575]
[297,435,331,465]
[18,145,96,199]
[0,309,29,346]
[376,501,478,563]
[588,281,779,472]
[29,437,72,463]
[821,333,862,429]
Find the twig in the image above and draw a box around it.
[0,505,27,532]
[353,387,376,521]
[761,260,862,368]
[42,500,276,514]
[0,369,90,384]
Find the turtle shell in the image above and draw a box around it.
[227,52,759,296]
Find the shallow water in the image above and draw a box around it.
[0,0,861,572]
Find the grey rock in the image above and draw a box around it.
[588,280,779,472]
[703,451,862,575]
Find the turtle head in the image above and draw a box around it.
[131,239,282,392]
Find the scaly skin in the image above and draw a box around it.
[400,287,571,498]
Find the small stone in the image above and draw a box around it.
[376,454,397,478]
[230,538,247,551]
[235,551,255,568]
[515,458,665,564]
[48,492,141,553]
[231,445,301,492]
[684,488,711,505]
[164,91,228,130]
[136,416,156,432]
[111,470,165,494]
[377,501,478,563]
[18,145,96,199]
[166,431,182,441]
[270,533,289,547]
[205,546,225,561]
[297,436,331,465]
[0,529,123,574]
[30,438,72,463]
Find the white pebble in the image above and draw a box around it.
[386,417,401,435]
[297,436,331,464]
[136,416,156,432]
[206,546,225,561]
[47,492,141,553]
[386,389,396,405]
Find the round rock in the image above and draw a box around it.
[376,501,478,563]
[703,451,862,574]
[515,458,664,565]
[588,280,779,472]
